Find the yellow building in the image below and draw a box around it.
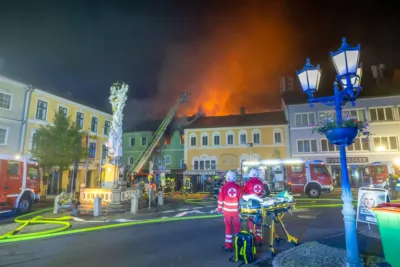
[184,109,289,174]
[23,88,113,192]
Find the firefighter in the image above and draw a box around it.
[170,178,176,195]
[214,175,222,200]
[217,171,242,252]
[242,169,264,244]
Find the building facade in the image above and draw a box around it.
[123,120,185,177]
[0,75,31,155]
[286,94,400,187]
[24,88,112,192]
[184,110,289,174]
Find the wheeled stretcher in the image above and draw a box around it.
[239,191,299,256]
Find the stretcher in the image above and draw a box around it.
[239,191,299,256]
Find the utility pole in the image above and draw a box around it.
[84,130,90,186]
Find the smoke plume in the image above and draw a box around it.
[125,1,295,128]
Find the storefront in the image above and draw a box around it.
[183,170,227,193]
[327,157,369,187]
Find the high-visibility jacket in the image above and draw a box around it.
[242,177,264,196]
[218,182,242,215]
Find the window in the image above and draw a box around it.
[89,142,96,158]
[193,157,217,170]
[31,132,37,149]
[190,135,196,146]
[76,112,84,129]
[291,164,303,173]
[373,136,398,151]
[165,155,171,165]
[370,107,394,122]
[294,112,315,127]
[91,117,98,132]
[343,109,365,121]
[0,127,7,145]
[0,92,12,110]
[239,130,247,145]
[28,166,39,180]
[321,139,338,152]
[313,165,328,174]
[180,159,185,168]
[104,121,111,135]
[226,131,234,145]
[202,134,208,146]
[318,111,336,122]
[7,161,20,175]
[253,130,261,144]
[129,137,135,146]
[102,144,108,159]
[180,134,184,145]
[128,157,135,165]
[273,129,282,144]
[347,137,370,151]
[59,106,67,117]
[141,137,147,146]
[297,139,317,153]
[213,132,220,146]
[164,136,171,145]
[36,100,48,121]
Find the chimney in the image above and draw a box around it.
[240,107,246,115]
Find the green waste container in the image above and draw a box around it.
[371,203,400,267]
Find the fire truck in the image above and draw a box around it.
[365,161,400,188]
[242,158,334,198]
[0,154,41,214]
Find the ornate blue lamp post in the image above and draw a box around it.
[296,38,363,267]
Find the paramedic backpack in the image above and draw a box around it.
[229,231,256,266]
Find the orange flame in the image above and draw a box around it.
[155,0,296,117]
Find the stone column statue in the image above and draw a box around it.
[103,82,128,189]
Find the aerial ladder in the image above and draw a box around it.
[128,91,189,175]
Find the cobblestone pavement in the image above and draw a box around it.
[272,241,386,267]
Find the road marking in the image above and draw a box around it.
[161,210,176,213]
[205,205,216,208]
[297,215,318,219]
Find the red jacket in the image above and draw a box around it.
[242,177,264,196]
[217,182,242,214]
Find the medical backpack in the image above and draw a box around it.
[229,231,256,266]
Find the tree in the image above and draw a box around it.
[32,111,87,194]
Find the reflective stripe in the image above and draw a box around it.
[223,202,238,206]
[218,201,223,204]
[223,207,238,212]
[225,239,232,243]
[226,235,233,238]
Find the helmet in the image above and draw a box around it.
[249,169,259,178]
[226,171,236,182]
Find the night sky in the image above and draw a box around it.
[0,1,399,123]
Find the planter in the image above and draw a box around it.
[324,127,358,146]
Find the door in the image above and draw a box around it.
[4,160,22,196]
[286,164,307,193]
[26,164,40,195]
[0,160,6,202]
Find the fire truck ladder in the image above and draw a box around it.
[129,92,189,175]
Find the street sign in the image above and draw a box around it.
[356,187,388,225]
[202,174,207,181]
[327,157,368,164]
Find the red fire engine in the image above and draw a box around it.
[242,158,334,198]
[365,161,400,188]
[0,154,41,214]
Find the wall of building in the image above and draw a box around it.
[0,76,29,155]
[24,89,112,192]
[184,125,287,171]
[287,95,400,186]
[123,129,184,173]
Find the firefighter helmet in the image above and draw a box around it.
[226,171,236,182]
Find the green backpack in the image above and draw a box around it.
[229,231,256,266]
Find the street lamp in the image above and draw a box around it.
[296,37,363,266]
[247,142,253,160]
